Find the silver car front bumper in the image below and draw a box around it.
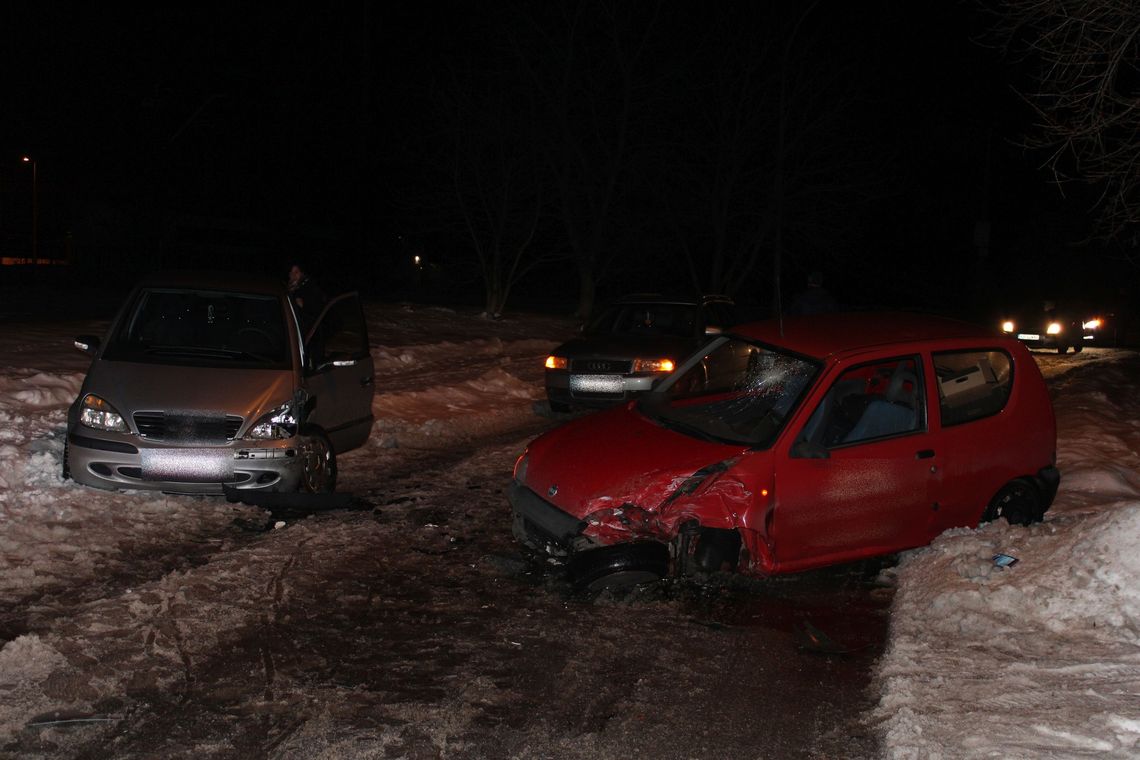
[67,431,308,494]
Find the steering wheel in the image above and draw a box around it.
[230,327,275,351]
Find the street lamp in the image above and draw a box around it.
[21,156,36,263]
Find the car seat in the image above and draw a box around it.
[842,367,918,443]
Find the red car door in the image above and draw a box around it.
[925,347,1028,532]
[771,354,939,572]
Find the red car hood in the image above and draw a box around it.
[522,403,746,519]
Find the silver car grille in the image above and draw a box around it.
[134,412,243,442]
[569,358,632,374]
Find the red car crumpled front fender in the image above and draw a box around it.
[518,403,773,564]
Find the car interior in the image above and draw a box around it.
[798,359,923,448]
[934,351,1013,426]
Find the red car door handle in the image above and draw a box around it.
[915,449,935,460]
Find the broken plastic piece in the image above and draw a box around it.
[793,620,852,655]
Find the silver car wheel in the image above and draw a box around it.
[300,433,336,493]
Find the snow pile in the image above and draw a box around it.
[372,366,544,447]
[0,634,71,738]
[877,352,1140,759]
[363,307,570,447]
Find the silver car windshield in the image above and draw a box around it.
[103,288,291,368]
[639,337,819,447]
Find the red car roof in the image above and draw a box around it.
[734,312,1001,359]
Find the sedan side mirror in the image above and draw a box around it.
[790,440,830,460]
[73,335,101,355]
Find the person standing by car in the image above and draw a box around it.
[787,270,839,315]
[287,262,327,335]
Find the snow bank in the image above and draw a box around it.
[0,634,72,738]
[877,351,1140,759]
[372,366,544,447]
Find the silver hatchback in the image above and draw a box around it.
[64,272,374,494]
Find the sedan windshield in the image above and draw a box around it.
[103,288,291,368]
[639,337,819,447]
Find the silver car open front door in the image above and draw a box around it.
[302,293,375,453]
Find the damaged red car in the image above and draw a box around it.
[509,312,1059,589]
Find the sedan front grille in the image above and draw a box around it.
[134,412,243,442]
[569,358,632,374]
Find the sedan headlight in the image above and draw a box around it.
[1083,318,1101,330]
[245,401,298,440]
[79,394,128,433]
[545,355,568,370]
[1046,322,1063,335]
[1001,321,1015,333]
[632,358,676,373]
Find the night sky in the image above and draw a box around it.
[1,3,1129,317]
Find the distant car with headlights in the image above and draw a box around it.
[511,312,1059,589]
[64,271,374,494]
[544,294,737,412]
[999,303,1102,353]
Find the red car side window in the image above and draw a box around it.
[798,356,925,448]
[933,349,1013,426]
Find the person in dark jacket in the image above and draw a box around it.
[287,262,327,335]
[787,270,839,315]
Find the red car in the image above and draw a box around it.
[509,312,1059,589]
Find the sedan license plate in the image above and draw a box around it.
[141,448,234,482]
[1017,333,1040,341]
[569,374,624,394]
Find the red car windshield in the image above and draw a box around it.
[639,337,819,447]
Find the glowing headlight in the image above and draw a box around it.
[632,358,676,373]
[545,355,567,370]
[1046,322,1063,335]
[1001,321,1015,333]
[1083,318,1101,330]
[79,394,128,433]
[246,401,298,440]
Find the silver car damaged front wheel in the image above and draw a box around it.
[299,428,337,493]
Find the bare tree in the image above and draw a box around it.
[443,63,553,317]
[652,4,881,307]
[511,0,665,318]
[992,0,1140,239]
[651,10,779,300]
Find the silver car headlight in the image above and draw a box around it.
[79,394,129,433]
[1046,322,1063,335]
[245,401,298,440]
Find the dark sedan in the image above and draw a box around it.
[999,303,1101,353]
[544,294,736,412]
